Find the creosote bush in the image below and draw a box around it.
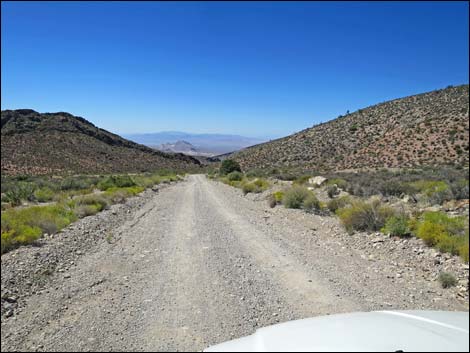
[1,203,77,253]
[3,182,36,206]
[327,196,351,213]
[1,171,180,254]
[34,187,55,202]
[273,191,284,203]
[267,194,277,208]
[336,199,395,233]
[381,215,411,237]
[438,272,458,288]
[241,178,269,195]
[282,186,312,209]
[227,171,243,181]
[219,159,241,175]
[97,175,136,191]
[302,194,321,212]
[413,211,468,261]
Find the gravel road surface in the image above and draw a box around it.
[1,175,468,352]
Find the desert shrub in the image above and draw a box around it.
[273,191,284,203]
[381,215,411,237]
[97,175,136,190]
[450,179,469,200]
[219,159,241,175]
[245,169,266,178]
[60,176,95,191]
[34,187,55,202]
[303,194,321,212]
[326,178,348,190]
[378,180,409,197]
[326,185,340,198]
[1,227,41,254]
[1,203,77,253]
[349,124,358,132]
[267,194,277,208]
[133,176,155,188]
[410,180,453,205]
[3,182,36,206]
[414,211,468,261]
[103,175,136,190]
[336,199,396,233]
[32,177,59,191]
[293,175,311,185]
[221,177,243,188]
[242,182,256,195]
[283,186,311,209]
[275,170,299,181]
[77,194,109,211]
[438,272,458,288]
[327,196,351,212]
[227,171,243,181]
[241,179,269,195]
[253,178,269,188]
[75,204,101,218]
[103,186,144,203]
[458,241,469,263]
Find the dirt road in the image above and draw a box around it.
[1,175,468,351]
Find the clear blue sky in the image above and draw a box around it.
[1,1,468,138]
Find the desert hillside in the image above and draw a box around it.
[228,85,469,171]
[1,109,201,175]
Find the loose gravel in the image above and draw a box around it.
[1,175,468,352]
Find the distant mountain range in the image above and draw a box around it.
[1,110,201,176]
[226,85,469,171]
[123,132,268,155]
[156,140,215,157]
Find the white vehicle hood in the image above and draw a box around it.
[204,311,469,352]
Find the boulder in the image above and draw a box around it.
[308,176,327,186]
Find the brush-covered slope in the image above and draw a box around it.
[230,85,469,171]
[1,109,201,176]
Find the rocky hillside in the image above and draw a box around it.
[229,85,469,171]
[1,110,201,176]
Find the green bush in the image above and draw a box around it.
[273,191,284,203]
[336,199,396,233]
[227,171,243,181]
[75,204,101,218]
[438,272,458,288]
[34,187,55,202]
[242,182,256,195]
[77,194,109,212]
[450,179,469,200]
[246,169,265,178]
[410,180,453,205]
[326,185,340,198]
[413,211,468,261]
[103,186,144,203]
[97,175,136,191]
[327,196,351,212]
[378,180,409,197]
[219,159,241,175]
[1,203,77,253]
[267,194,277,208]
[3,182,36,206]
[241,179,269,195]
[293,175,311,185]
[381,215,411,237]
[326,178,348,190]
[60,176,95,191]
[283,186,311,209]
[303,194,321,212]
